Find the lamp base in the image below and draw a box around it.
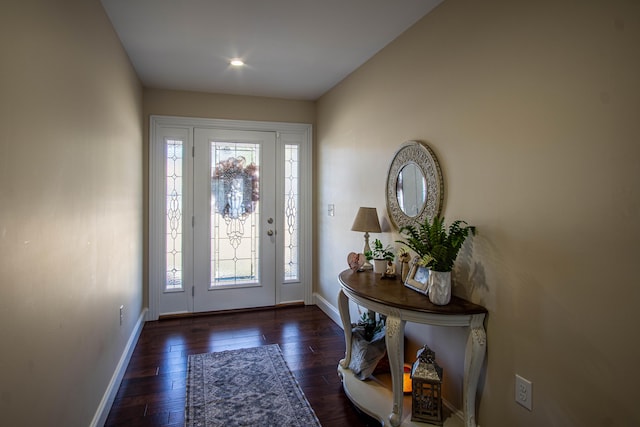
[359,231,373,271]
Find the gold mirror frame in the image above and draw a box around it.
[386,140,444,230]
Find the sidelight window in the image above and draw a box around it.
[166,139,184,290]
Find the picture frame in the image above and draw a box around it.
[404,263,430,295]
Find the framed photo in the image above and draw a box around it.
[404,263,430,295]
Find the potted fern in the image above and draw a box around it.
[397,216,475,304]
[365,239,395,274]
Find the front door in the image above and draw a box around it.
[192,129,276,311]
[149,116,311,320]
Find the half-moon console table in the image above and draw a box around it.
[337,269,487,427]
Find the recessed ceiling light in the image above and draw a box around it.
[230,58,245,67]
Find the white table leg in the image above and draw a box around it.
[338,289,353,368]
[463,314,486,427]
[385,313,405,427]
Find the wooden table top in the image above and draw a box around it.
[339,269,487,316]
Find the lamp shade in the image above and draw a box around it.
[351,207,382,233]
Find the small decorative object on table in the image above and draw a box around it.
[381,260,396,279]
[397,247,412,282]
[411,344,444,425]
[404,256,431,294]
[347,252,366,271]
[365,239,395,274]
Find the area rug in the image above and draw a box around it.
[185,345,321,427]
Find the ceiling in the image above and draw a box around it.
[100,0,444,101]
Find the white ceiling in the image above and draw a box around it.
[100,0,444,100]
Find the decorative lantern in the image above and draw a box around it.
[411,345,444,425]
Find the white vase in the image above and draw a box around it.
[428,271,451,305]
[372,259,387,274]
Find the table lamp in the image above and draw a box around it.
[351,207,382,270]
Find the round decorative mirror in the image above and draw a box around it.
[386,140,444,230]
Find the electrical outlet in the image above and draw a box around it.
[515,374,533,411]
[328,204,335,217]
[119,305,124,326]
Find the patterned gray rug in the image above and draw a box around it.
[185,345,321,427]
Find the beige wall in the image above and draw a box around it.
[316,0,640,425]
[0,0,143,426]
[143,88,316,124]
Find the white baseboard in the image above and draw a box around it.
[90,307,147,427]
[313,292,343,329]
[443,398,469,426]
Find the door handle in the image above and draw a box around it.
[267,229,274,236]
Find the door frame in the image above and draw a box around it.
[148,115,313,321]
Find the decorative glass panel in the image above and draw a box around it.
[210,142,260,287]
[284,144,299,281]
[166,139,183,290]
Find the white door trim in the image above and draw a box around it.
[148,115,313,321]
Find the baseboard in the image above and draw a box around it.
[90,307,147,427]
[313,292,343,329]
[443,398,469,425]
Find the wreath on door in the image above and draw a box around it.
[211,156,259,220]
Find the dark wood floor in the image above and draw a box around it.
[105,305,380,426]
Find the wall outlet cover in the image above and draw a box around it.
[515,374,533,411]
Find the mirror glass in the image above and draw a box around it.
[396,163,426,217]
[386,141,443,230]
